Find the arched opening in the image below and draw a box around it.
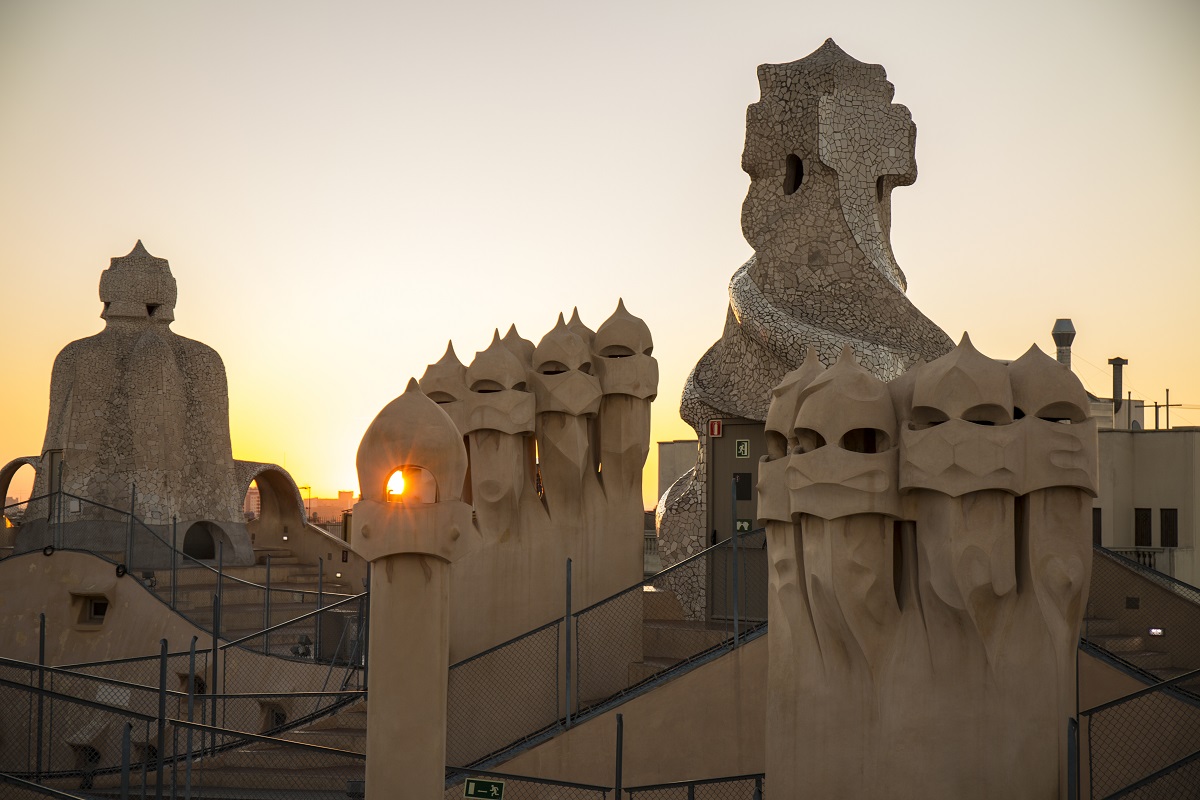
[241,467,307,550]
[1,460,38,529]
[243,479,262,521]
[386,467,438,504]
[182,521,222,560]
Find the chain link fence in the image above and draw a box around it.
[1081,662,1200,798]
[220,592,367,696]
[3,493,357,648]
[1084,546,1200,683]
[573,531,767,717]
[0,660,367,799]
[447,618,562,768]
[1102,748,1200,799]
[624,774,765,799]
[441,530,767,771]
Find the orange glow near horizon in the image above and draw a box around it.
[0,2,1197,516]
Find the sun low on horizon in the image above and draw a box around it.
[1,0,1197,514]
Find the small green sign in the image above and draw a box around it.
[736,519,752,532]
[465,778,505,798]
[735,439,750,458]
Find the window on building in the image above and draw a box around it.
[1161,508,1179,548]
[1093,508,1102,546]
[1134,508,1152,547]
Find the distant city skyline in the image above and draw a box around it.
[2,0,1197,509]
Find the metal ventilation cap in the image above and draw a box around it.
[1052,318,1076,348]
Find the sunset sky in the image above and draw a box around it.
[1,0,1197,510]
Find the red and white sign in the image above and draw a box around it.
[708,420,723,438]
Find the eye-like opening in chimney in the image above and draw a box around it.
[784,155,803,196]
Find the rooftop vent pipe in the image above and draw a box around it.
[1108,357,1128,415]
[1052,319,1075,368]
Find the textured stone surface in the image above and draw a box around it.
[659,40,954,576]
[411,300,658,660]
[16,242,252,562]
[761,339,1096,799]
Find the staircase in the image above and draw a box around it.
[136,546,355,643]
[1083,617,1182,678]
[628,588,728,684]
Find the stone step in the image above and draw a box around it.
[1123,650,1174,671]
[642,588,685,621]
[186,761,363,791]
[1082,618,1121,637]
[192,603,318,630]
[642,620,728,661]
[1091,634,1145,653]
[628,656,680,684]
[281,725,366,752]
[144,562,327,589]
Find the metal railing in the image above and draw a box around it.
[1079,661,1200,798]
[445,530,767,771]
[624,773,765,798]
[1107,546,1194,580]
[3,492,359,645]
[0,643,367,798]
[1084,545,1200,687]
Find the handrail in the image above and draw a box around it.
[166,717,366,757]
[450,614,563,670]
[624,772,765,792]
[220,590,366,649]
[11,490,355,600]
[1094,544,1200,605]
[1104,746,1200,799]
[573,527,766,617]
[0,675,158,722]
[0,656,188,699]
[1079,648,1200,716]
[58,648,201,670]
[0,772,89,799]
[1,491,54,512]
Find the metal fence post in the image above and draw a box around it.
[316,557,324,659]
[614,713,624,796]
[565,557,573,729]
[265,554,272,655]
[120,722,132,800]
[753,777,762,800]
[126,482,136,567]
[730,477,740,646]
[56,461,64,548]
[186,637,196,799]
[156,639,167,800]
[36,613,45,781]
[172,515,178,610]
[362,564,371,694]
[1067,718,1079,800]
[211,593,221,739]
[216,541,224,640]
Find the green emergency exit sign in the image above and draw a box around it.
[464,778,505,798]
